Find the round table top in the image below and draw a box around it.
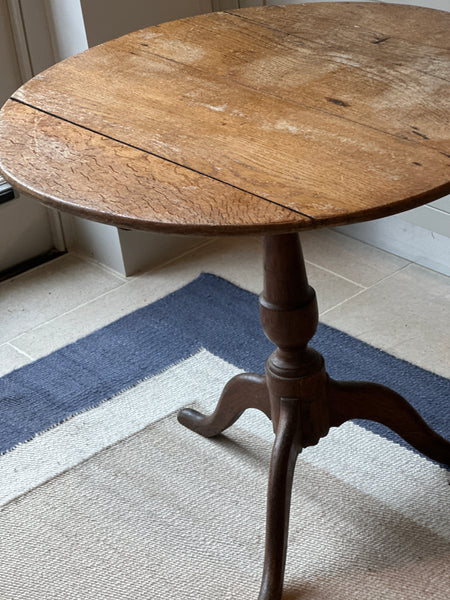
[0,2,449,235]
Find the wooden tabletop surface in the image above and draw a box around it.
[0,2,449,235]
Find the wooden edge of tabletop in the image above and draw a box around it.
[0,2,449,235]
[0,100,314,235]
[1,98,449,235]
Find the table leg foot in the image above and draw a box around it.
[177,372,271,438]
[258,398,301,600]
[328,379,450,466]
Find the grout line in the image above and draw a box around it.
[335,231,416,277]
[69,252,129,282]
[5,239,219,347]
[319,261,413,317]
[6,284,130,347]
[305,259,367,289]
[0,253,68,288]
[6,342,33,361]
[363,261,412,291]
[319,287,368,317]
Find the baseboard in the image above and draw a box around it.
[118,228,210,276]
[62,214,208,276]
[336,216,450,277]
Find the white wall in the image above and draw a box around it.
[81,0,213,47]
[45,0,88,62]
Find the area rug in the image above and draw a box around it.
[1,273,449,599]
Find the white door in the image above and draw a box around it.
[0,0,64,276]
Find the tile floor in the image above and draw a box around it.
[1,229,449,379]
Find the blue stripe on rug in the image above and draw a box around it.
[1,273,449,458]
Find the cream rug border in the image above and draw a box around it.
[1,349,448,539]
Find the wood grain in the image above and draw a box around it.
[0,101,304,234]
[114,10,450,151]
[10,39,450,222]
[228,3,450,51]
[0,3,449,232]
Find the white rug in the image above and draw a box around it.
[1,350,449,599]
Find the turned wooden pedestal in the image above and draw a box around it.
[178,233,450,600]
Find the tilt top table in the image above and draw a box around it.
[1,3,449,599]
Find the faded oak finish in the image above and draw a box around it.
[0,4,449,600]
[0,3,449,232]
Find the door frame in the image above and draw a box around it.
[6,0,67,252]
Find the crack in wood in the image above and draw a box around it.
[372,36,390,45]
[412,130,430,140]
[326,97,349,107]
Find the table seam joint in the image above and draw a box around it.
[223,8,450,54]
[10,97,317,224]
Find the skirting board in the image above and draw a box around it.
[61,214,209,276]
[336,216,450,277]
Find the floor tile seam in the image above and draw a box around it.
[5,342,33,360]
[331,229,410,265]
[318,287,368,318]
[3,240,217,351]
[403,259,450,279]
[318,261,415,317]
[6,283,135,353]
[0,252,126,292]
[70,252,129,282]
[318,259,426,320]
[7,248,392,346]
[304,259,367,289]
[361,261,414,292]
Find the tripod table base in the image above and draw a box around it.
[178,233,450,600]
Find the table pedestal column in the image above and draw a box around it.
[178,232,450,600]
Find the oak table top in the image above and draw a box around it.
[0,2,449,235]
